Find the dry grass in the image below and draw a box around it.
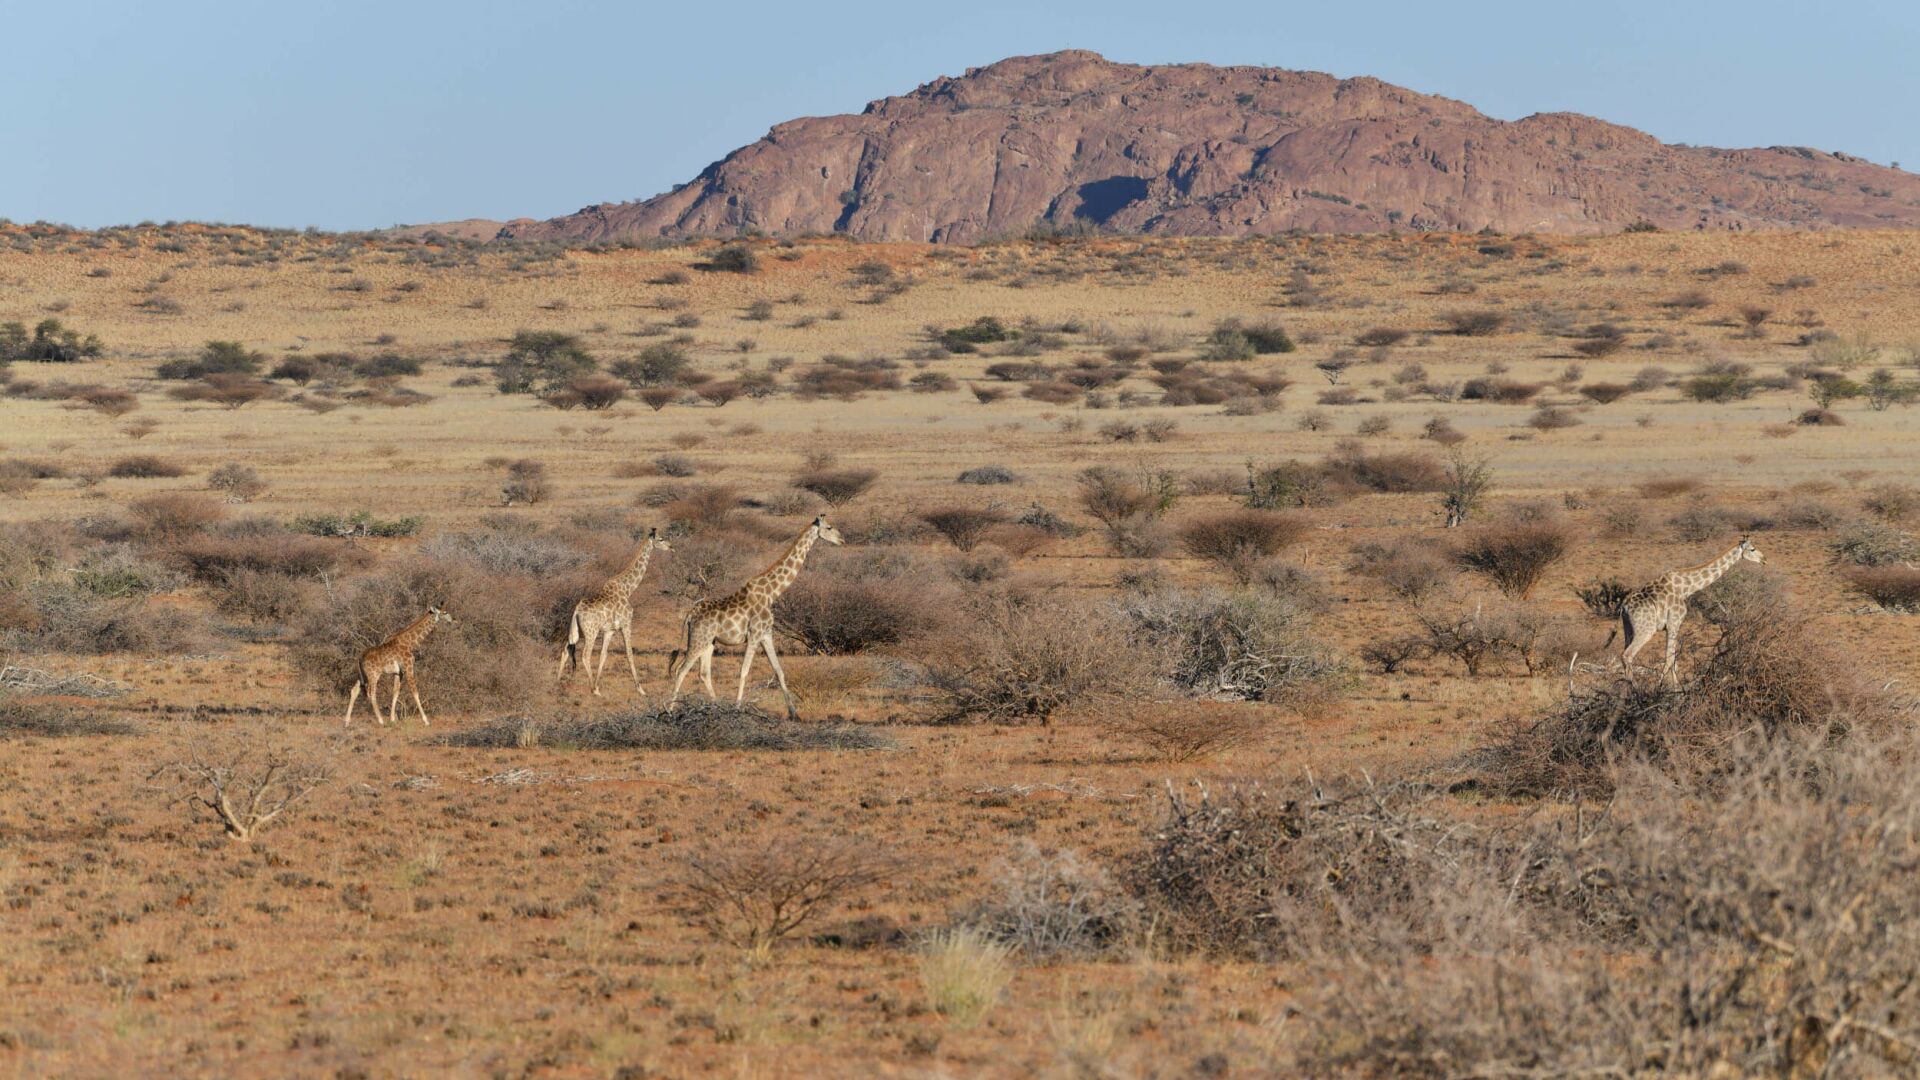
[2,224,1920,1075]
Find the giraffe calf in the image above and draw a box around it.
[346,606,455,727]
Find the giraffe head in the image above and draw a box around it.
[1737,536,1763,564]
[811,516,845,546]
[647,526,672,553]
[427,605,457,625]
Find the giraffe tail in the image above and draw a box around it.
[665,611,693,677]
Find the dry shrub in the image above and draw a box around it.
[964,841,1139,959]
[650,528,755,601]
[1291,734,1920,1077]
[1460,377,1542,403]
[107,454,186,479]
[209,567,321,625]
[1829,519,1918,566]
[660,483,740,532]
[1846,565,1920,612]
[448,700,892,752]
[1127,777,1474,961]
[1177,509,1308,583]
[1482,582,1904,796]
[287,555,554,713]
[1320,443,1446,494]
[1119,587,1346,711]
[0,520,86,589]
[1077,465,1179,555]
[673,835,902,954]
[1348,539,1453,603]
[1454,517,1578,597]
[793,468,878,506]
[128,492,226,539]
[1358,633,1429,674]
[1863,483,1919,522]
[206,462,266,501]
[1411,600,1574,677]
[1115,701,1274,761]
[167,529,358,581]
[500,458,550,505]
[1443,309,1507,336]
[0,698,133,738]
[775,548,953,654]
[921,590,1156,724]
[1667,503,1740,542]
[421,526,591,579]
[957,465,1019,485]
[1577,381,1632,404]
[1527,405,1581,430]
[921,506,1007,552]
[2,581,211,656]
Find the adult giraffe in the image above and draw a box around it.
[558,527,671,695]
[666,516,843,718]
[1611,536,1763,684]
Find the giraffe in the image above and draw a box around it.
[345,606,455,727]
[1610,536,1763,685]
[666,516,843,719]
[558,527,671,695]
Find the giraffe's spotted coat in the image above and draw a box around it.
[667,516,844,719]
[558,529,670,695]
[1617,537,1763,683]
[346,606,455,727]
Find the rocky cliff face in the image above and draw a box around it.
[501,51,1920,243]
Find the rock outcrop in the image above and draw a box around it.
[500,51,1920,243]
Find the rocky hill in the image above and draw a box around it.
[499,50,1920,243]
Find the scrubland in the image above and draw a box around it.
[2,221,1920,1076]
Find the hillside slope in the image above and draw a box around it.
[499,51,1920,243]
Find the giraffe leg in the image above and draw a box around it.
[1663,614,1685,687]
[389,676,402,725]
[667,641,709,707]
[621,625,645,696]
[345,679,363,727]
[734,640,758,704]
[1619,616,1660,678]
[700,648,716,700]
[366,672,385,725]
[760,636,798,720]
[592,631,615,696]
[406,664,430,727]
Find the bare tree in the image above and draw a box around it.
[151,737,334,842]
[674,835,903,956]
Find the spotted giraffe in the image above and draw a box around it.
[666,516,843,718]
[1611,536,1763,684]
[345,606,455,727]
[558,527,671,695]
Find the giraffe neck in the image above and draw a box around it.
[751,528,818,604]
[1672,543,1743,596]
[395,611,440,650]
[608,540,655,598]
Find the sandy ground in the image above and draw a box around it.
[1,224,1918,1077]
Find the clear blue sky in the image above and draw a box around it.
[5,0,1915,231]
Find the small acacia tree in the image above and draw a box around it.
[1439,450,1495,528]
[151,736,334,842]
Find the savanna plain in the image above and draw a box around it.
[3,223,1920,1077]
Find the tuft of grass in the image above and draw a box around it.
[918,928,1017,1027]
